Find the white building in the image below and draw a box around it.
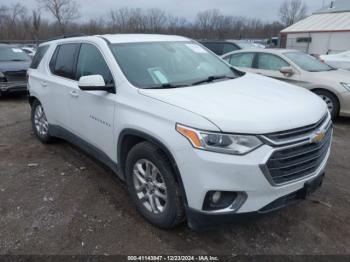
[280,0,350,55]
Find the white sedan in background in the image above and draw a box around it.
[320,51,350,71]
[222,49,350,119]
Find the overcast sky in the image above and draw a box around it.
[3,0,331,22]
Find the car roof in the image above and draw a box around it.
[42,34,191,46]
[222,48,299,57]
[199,39,239,43]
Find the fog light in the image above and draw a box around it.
[211,191,222,204]
[203,191,237,211]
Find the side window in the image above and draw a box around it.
[76,44,114,85]
[201,42,224,55]
[223,43,239,54]
[50,43,80,79]
[229,53,255,68]
[257,53,289,71]
[30,45,49,69]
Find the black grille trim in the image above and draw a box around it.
[4,70,27,82]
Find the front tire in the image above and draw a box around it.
[313,90,339,120]
[31,100,53,143]
[125,142,185,228]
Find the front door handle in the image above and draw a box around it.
[41,81,47,87]
[70,90,79,98]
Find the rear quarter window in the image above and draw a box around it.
[50,43,80,79]
[30,45,49,69]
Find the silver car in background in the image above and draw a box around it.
[222,49,350,119]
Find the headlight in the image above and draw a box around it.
[341,82,350,91]
[176,124,262,155]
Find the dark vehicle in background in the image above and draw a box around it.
[199,40,265,55]
[0,44,31,96]
[199,40,242,55]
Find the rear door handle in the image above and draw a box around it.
[70,90,79,98]
[41,81,47,87]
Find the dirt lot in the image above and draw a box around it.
[0,96,349,256]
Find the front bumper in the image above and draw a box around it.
[186,172,325,230]
[0,81,27,93]
[176,142,330,212]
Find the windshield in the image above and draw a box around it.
[110,41,237,88]
[0,47,30,62]
[284,52,333,72]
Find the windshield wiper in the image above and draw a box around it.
[191,75,234,86]
[146,83,190,89]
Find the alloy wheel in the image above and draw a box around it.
[132,159,168,214]
[34,104,49,136]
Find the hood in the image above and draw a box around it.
[311,69,350,83]
[0,61,31,73]
[139,73,327,134]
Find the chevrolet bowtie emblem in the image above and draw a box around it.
[310,130,325,144]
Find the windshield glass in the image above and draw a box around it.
[0,47,30,62]
[284,52,333,72]
[110,41,237,88]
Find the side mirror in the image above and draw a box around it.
[280,66,294,76]
[78,75,113,92]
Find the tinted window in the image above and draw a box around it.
[257,53,289,71]
[76,44,113,85]
[201,42,224,55]
[51,44,80,79]
[223,43,239,54]
[30,45,49,69]
[229,53,255,68]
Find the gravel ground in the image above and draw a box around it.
[0,96,349,255]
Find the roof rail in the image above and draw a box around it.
[45,33,87,42]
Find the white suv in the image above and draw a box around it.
[27,34,332,229]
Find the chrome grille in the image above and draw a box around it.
[262,114,332,185]
[262,113,329,145]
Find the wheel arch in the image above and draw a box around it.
[28,95,40,108]
[311,87,340,115]
[117,128,188,205]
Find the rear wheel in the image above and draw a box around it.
[31,100,53,143]
[125,142,185,228]
[313,90,339,120]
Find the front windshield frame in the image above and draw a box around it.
[109,41,239,89]
[284,51,333,72]
[0,46,31,62]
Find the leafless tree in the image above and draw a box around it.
[36,0,80,34]
[278,0,308,27]
[0,2,284,43]
[145,8,167,33]
[32,10,41,40]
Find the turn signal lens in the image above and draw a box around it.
[176,124,202,148]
